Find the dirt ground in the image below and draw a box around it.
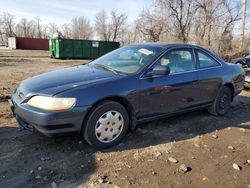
[0,49,249,188]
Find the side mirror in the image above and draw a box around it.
[146,65,170,77]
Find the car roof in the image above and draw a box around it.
[128,42,201,49]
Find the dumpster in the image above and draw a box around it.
[49,39,119,59]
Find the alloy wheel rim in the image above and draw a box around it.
[95,111,124,143]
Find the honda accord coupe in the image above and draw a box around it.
[10,43,245,149]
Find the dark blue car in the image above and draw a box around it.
[10,43,245,148]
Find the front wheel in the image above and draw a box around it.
[83,101,129,149]
[208,86,232,116]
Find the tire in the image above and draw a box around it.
[83,100,129,149]
[208,86,232,116]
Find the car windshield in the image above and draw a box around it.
[90,45,162,74]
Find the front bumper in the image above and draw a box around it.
[10,94,89,137]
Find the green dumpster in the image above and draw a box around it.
[49,39,119,59]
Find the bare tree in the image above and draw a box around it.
[110,11,127,41]
[42,25,49,38]
[95,10,112,41]
[15,18,29,37]
[35,17,42,38]
[115,24,141,45]
[0,2,244,55]
[218,1,241,54]
[71,16,92,39]
[0,12,16,37]
[0,16,5,44]
[193,0,241,53]
[15,18,38,38]
[157,0,195,42]
[27,20,36,37]
[48,23,58,37]
[95,10,128,41]
[15,17,48,38]
[193,0,225,47]
[136,8,166,42]
[61,23,72,38]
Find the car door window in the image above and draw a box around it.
[197,50,220,69]
[154,49,196,74]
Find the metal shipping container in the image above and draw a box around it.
[8,37,49,50]
[49,39,119,59]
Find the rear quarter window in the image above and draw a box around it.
[197,50,221,69]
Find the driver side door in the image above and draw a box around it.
[138,48,201,119]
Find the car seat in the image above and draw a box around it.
[168,53,184,73]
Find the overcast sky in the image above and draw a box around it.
[0,0,153,25]
[1,0,249,35]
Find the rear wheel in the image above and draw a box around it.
[83,101,129,149]
[208,86,232,116]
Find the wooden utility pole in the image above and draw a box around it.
[240,0,247,51]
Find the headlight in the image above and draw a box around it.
[27,96,76,111]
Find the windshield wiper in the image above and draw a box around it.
[94,64,118,74]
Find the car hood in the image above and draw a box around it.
[17,64,118,98]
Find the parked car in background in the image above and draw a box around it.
[234,53,250,88]
[9,43,245,149]
[245,70,250,88]
[234,53,250,67]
